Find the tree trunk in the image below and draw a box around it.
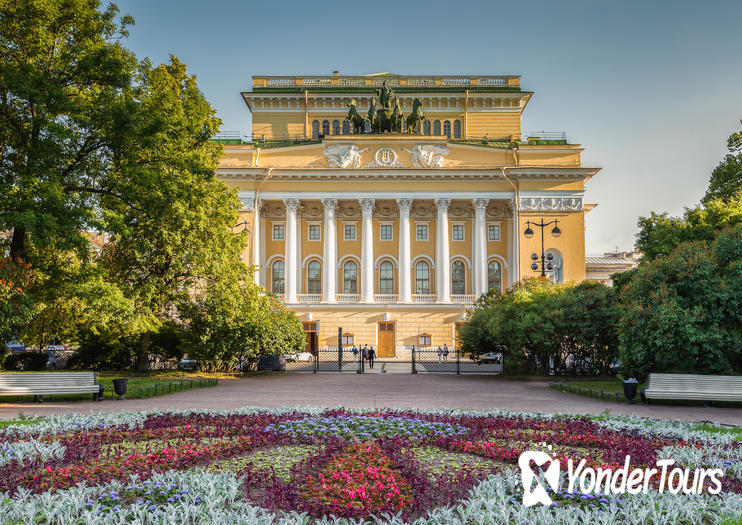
[10,226,26,263]
[136,331,151,372]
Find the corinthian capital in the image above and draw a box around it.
[472,198,489,212]
[434,198,451,212]
[396,198,413,212]
[283,198,300,212]
[359,198,375,214]
[321,198,338,212]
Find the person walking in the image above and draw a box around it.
[437,346,442,364]
[361,345,367,363]
[367,345,376,369]
[351,344,358,358]
[443,344,449,362]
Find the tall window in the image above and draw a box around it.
[311,120,320,139]
[344,224,356,240]
[332,120,340,135]
[416,224,428,241]
[272,224,285,240]
[307,261,321,294]
[423,120,431,135]
[415,260,430,294]
[453,120,462,138]
[433,120,441,135]
[451,260,466,294]
[452,224,464,241]
[342,120,350,134]
[488,224,501,241]
[343,261,358,293]
[321,120,330,136]
[272,260,285,294]
[379,261,394,294]
[443,120,451,137]
[308,224,320,241]
[364,121,370,133]
[380,224,392,240]
[488,260,502,293]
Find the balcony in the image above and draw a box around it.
[374,294,398,303]
[267,293,474,305]
[451,295,476,304]
[337,294,360,303]
[297,294,321,303]
[412,294,436,304]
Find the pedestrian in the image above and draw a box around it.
[443,344,449,362]
[362,345,367,362]
[437,346,442,364]
[367,345,376,369]
[351,344,358,358]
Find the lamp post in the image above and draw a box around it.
[523,218,562,277]
[233,221,251,261]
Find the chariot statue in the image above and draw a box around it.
[345,99,365,134]
[339,80,426,134]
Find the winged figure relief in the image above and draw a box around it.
[323,145,362,168]
[410,145,450,168]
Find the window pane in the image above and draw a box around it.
[452,224,464,241]
[309,224,320,240]
[416,224,428,240]
[453,120,461,138]
[273,224,284,240]
[415,261,430,294]
[321,120,330,135]
[433,120,441,135]
[343,261,358,293]
[488,260,502,292]
[379,261,394,294]
[380,224,392,240]
[344,224,356,240]
[443,120,451,137]
[307,261,321,294]
[423,120,431,135]
[488,224,500,241]
[342,120,350,134]
[272,261,285,294]
[312,121,320,139]
[332,120,340,135]
[451,261,465,294]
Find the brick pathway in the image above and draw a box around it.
[1,374,740,425]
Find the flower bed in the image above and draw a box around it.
[0,408,739,524]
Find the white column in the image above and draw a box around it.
[253,198,261,285]
[322,198,337,303]
[473,198,489,296]
[397,198,413,303]
[283,198,300,303]
[360,198,375,303]
[435,198,451,303]
[510,196,520,286]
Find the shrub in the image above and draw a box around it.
[2,351,47,371]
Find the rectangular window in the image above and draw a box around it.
[416,224,428,241]
[342,334,354,346]
[419,334,431,346]
[272,224,284,240]
[380,224,393,241]
[488,224,501,241]
[452,224,464,241]
[344,224,356,240]
[308,224,321,241]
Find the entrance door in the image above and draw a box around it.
[377,321,396,357]
[302,321,318,355]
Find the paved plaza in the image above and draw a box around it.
[1,375,740,425]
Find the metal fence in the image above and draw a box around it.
[282,349,361,373]
[412,348,503,375]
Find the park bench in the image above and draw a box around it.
[0,372,102,402]
[642,373,742,405]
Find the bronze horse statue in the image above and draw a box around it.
[405,98,426,134]
[345,99,366,134]
[391,96,404,133]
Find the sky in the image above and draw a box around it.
[113,0,742,255]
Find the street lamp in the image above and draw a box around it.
[233,221,251,261]
[524,218,562,277]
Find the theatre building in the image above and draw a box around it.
[215,72,600,357]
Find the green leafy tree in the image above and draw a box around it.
[100,57,244,371]
[0,0,137,263]
[459,279,619,376]
[182,277,305,372]
[635,194,742,260]
[703,119,742,204]
[619,225,742,380]
[0,258,33,347]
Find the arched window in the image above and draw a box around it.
[433,120,441,136]
[453,120,461,138]
[443,120,451,137]
[311,120,320,139]
[451,260,466,295]
[415,261,430,294]
[332,120,340,135]
[364,120,371,133]
[321,120,330,136]
[423,120,431,135]
[488,260,502,293]
[307,260,321,294]
[272,260,285,294]
[379,261,394,294]
[342,120,350,134]
[343,261,358,293]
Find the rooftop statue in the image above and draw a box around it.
[346,99,365,134]
[405,98,425,134]
[342,81,425,134]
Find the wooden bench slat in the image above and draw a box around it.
[0,372,100,398]
[644,373,742,402]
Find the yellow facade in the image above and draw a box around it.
[218,73,600,356]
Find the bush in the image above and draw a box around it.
[2,351,48,371]
[619,225,742,380]
[66,333,133,370]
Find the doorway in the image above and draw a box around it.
[377,321,396,357]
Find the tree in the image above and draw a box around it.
[0,258,33,344]
[459,278,619,376]
[703,118,742,204]
[182,277,305,372]
[100,57,244,371]
[0,0,137,263]
[618,225,742,380]
[635,194,742,260]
